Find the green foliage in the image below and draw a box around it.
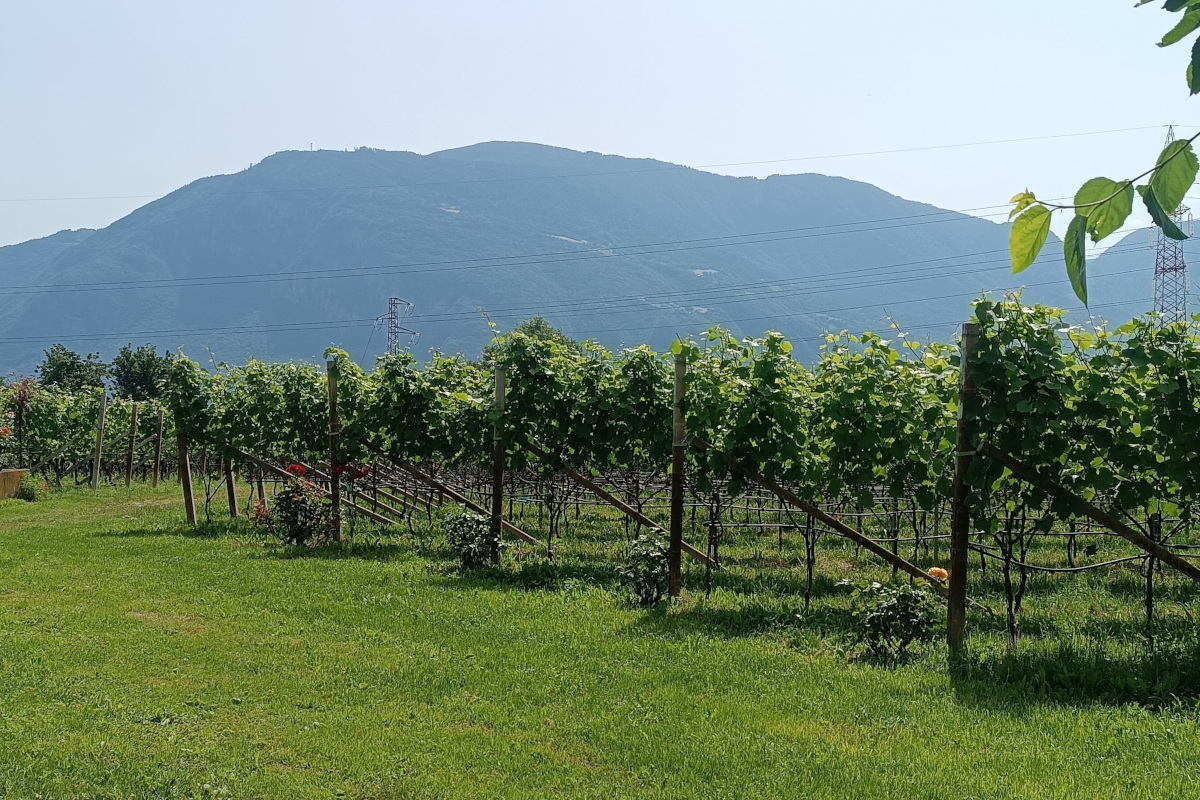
[162,357,213,448]
[619,532,669,607]
[1010,3,1200,303]
[150,295,1200,556]
[1149,138,1198,213]
[1063,215,1088,305]
[263,477,334,546]
[968,294,1200,532]
[850,581,939,659]
[1008,204,1051,274]
[442,507,500,568]
[110,344,173,401]
[36,344,108,392]
[0,379,170,471]
[482,315,581,362]
[16,472,49,502]
[1074,178,1133,243]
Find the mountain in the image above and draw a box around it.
[0,142,1172,375]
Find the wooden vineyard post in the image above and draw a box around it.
[327,359,343,542]
[948,321,980,654]
[669,353,687,597]
[491,368,506,564]
[224,458,238,519]
[152,409,165,488]
[90,390,108,490]
[125,402,139,487]
[177,431,197,526]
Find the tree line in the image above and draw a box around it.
[25,343,174,401]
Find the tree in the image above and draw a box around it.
[1012,1,1200,305]
[111,343,173,401]
[36,344,108,392]
[483,315,582,361]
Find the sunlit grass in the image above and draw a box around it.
[1,484,1198,798]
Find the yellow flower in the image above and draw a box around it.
[928,567,949,581]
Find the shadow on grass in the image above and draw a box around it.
[1103,571,1200,604]
[262,542,421,563]
[950,623,1200,710]
[97,521,243,539]
[630,597,857,641]
[433,558,623,593]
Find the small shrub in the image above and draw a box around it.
[17,473,49,502]
[443,509,500,568]
[620,533,669,607]
[264,479,334,546]
[851,581,938,659]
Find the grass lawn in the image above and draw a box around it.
[2,484,1199,799]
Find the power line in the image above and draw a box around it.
[0,125,1177,204]
[0,204,1017,295]
[1,256,1154,348]
[554,272,1158,338]
[1,207,1153,299]
[406,240,1155,326]
[0,318,377,345]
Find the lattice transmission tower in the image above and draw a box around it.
[1153,127,1192,326]
[378,297,420,354]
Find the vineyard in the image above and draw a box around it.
[6,295,1200,665]
[0,384,174,486]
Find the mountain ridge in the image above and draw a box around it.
[0,142,1169,375]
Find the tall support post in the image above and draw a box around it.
[949,322,980,653]
[125,402,139,487]
[491,368,506,564]
[152,409,165,488]
[177,431,197,526]
[327,359,343,542]
[669,354,687,597]
[90,390,108,490]
[224,457,239,519]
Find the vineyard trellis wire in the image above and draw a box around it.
[0,384,175,487]
[115,292,1198,655]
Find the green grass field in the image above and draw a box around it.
[2,484,1200,799]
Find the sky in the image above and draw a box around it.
[2,1,1198,248]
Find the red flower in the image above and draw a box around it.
[285,464,306,477]
[0,426,9,440]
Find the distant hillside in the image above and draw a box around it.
[0,143,1172,375]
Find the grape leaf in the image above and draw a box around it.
[1009,205,1052,274]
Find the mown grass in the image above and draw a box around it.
[2,484,1199,799]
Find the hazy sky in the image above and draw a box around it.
[2,1,1197,247]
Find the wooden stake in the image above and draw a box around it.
[360,440,538,545]
[90,390,108,490]
[690,438,950,598]
[669,354,686,597]
[152,409,165,488]
[522,440,715,567]
[234,450,398,528]
[948,321,980,653]
[327,359,343,542]
[224,457,238,519]
[979,442,1200,584]
[125,402,139,487]
[177,431,197,526]
[491,368,506,563]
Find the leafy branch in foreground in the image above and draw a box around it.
[1011,1,1200,305]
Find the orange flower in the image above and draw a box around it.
[928,567,949,581]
